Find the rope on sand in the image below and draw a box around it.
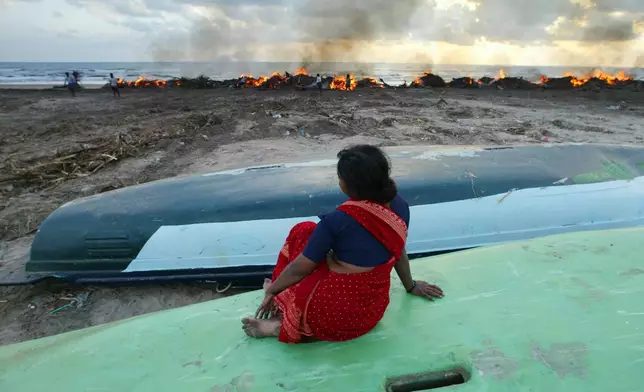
[215,281,232,293]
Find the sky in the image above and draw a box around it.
[0,0,643,67]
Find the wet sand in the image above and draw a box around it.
[1,86,643,346]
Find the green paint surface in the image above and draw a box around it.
[1,228,644,392]
[573,160,636,184]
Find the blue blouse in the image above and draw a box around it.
[302,195,410,267]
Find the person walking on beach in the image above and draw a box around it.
[64,72,71,87]
[109,73,120,97]
[316,73,322,94]
[67,72,77,97]
[345,74,352,91]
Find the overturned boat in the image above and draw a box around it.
[1,227,643,391]
[6,143,644,286]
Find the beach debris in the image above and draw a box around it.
[434,98,449,108]
[553,178,568,185]
[498,188,518,204]
[48,292,90,315]
[272,114,282,119]
[201,134,209,141]
[0,127,190,189]
[215,281,232,294]
[606,101,628,111]
[464,171,480,198]
[410,71,447,88]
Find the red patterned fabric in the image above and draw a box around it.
[272,200,408,344]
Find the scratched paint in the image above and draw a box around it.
[202,160,338,177]
[573,161,636,184]
[2,228,644,391]
[532,343,588,379]
[124,176,644,273]
[412,147,483,161]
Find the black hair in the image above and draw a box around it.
[337,145,397,204]
[110,73,114,77]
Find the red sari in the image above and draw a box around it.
[272,200,408,344]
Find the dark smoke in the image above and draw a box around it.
[295,0,429,68]
[146,0,643,69]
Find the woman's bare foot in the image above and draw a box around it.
[242,317,281,338]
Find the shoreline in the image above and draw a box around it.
[0,83,105,90]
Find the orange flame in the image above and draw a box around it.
[496,69,507,80]
[294,67,308,76]
[412,70,433,86]
[563,69,633,87]
[539,75,549,85]
[116,76,172,88]
[365,77,384,88]
[330,74,357,91]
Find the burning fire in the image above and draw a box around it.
[117,76,176,88]
[563,69,633,87]
[495,69,507,80]
[239,72,288,88]
[413,70,433,86]
[365,77,384,88]
[539,75,549,85]
[294,67,308,76]
[330,74,358,91]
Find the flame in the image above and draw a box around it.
[563,69,633,87]
[365,77,384,88]
[240,73,287,87]
[539,75,549,85]
[294,67,308,76]
[496,69,507,80]
[330,74,357,91]
[116,76,172,88]
[412,70,433,86]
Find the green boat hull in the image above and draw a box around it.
[1,228,643,391]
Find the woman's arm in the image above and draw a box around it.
[267,254,318,296]
[394,248,415,291]
[395,248,445,300]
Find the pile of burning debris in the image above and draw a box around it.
[106,68,640,91]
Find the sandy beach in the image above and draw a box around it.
[1,85,643,346]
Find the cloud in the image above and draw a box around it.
[48,0,644,65]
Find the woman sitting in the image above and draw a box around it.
[242,145,444,343]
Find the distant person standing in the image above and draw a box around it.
[67,72,77,97]
[345,74,351,91]
[109,73,120,97]
[64,72,71,87]
[316,73,322,94]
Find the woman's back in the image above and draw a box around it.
[302,194,410,268]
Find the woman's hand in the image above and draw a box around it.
[411,280,444,301]
[255,292,276,319]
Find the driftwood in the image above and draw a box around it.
[0,130,181,188]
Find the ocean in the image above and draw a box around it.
[1,62,642,86]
